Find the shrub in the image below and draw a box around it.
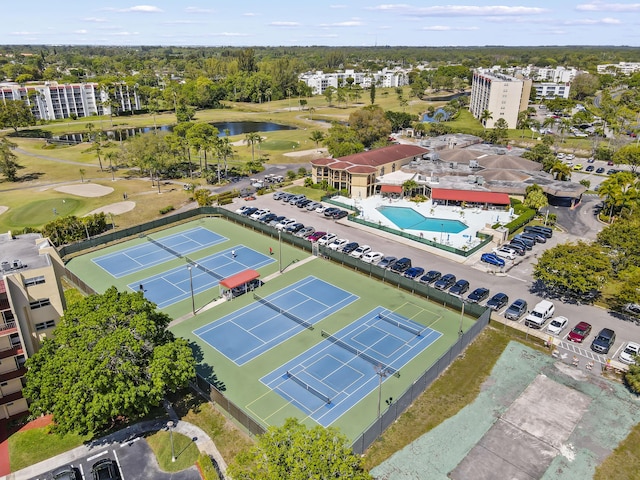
[159,206,175,215]
[504,207,536,233]
[196,453,219,480]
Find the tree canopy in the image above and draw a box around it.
[227,418,371,480]
[0,99,36,132]
[24,287,196,435]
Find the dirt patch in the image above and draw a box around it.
[86,201,136,215]
[0,206,8,216]
[54,183,114,197]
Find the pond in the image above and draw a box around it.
[52,121,297,143]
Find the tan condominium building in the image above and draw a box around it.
[469,69,532,130]
[0,232,66,419]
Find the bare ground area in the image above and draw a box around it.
[86,201,136,215]
[283,147,328,158]
[53,183,114,197]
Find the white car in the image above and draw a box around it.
[619,342,640,365]
[566,153,575,160]
[316,205,328,214]
[546,316,569,335]
[275,218,296,230]
[235,205,251,214]
[350,245,372,259]
[362,251,384,264]
[317,233,337,245]
[493,247,516,260]
[250,208,269,219]
[328,238,349,251]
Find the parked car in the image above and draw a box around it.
[285,222,305,234]
[235,205,251,214]
[505,299,528,320]
[341,242,360,254]
[275,218,296,230]
[268,215,286,226]
[378,256,398,269]
[328,238,349,251]
[590,328,616,354]
[315,205,328,214]
[241,207,258,217]
[307,231,326,242]
[279,193,294,202]
[350,245,372,259]
[524,300,555,328]
[568,321,592,343]
[493,246,517,260]
[546,316,569,335]
[487,293,509,311]
[585,165,594,172]
[513,235,535,248]
[296,198,313,208]
[331,209,349,219]
[607,169,618,175]
[419,270,442,285]
[91,458,121,480]
[323,207,340,217]
[52,465,79,480]
[619,342,640,365]
[390,257,412,273]
[404,266,425,280]
[250,208,270,219]
[481,252,505,267]
[467,287,490,304]
[296,226,315,237]
[289,194,306,205]
[506,242,526,256]
[510,238,532,251]
[449,279,470,296]
[596,167,605,174]
[362,251,384,264]
[434,273,456,290]
[259,213,277,223]
[573,164,583,171]
[524,225,553,238]
[520,231,546,244]
[272,191,285,200]
[317,233,337,245]
[306,201,322,211]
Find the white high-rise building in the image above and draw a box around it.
[469,69,532,129]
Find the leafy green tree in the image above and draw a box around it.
[523,184,549,211]
[493,118,509,144]
[369,82,376,105]
[596,217,640,273]
[193,188,212,206]
[348,105,392,148]
[569,73,599,100]
[323,122,364,157]
[228,418,371,480]
[402,179,419,197]
[187,123,218,172]
[24,287,195,435]
[613,143,640,173]
[324,86,336,106]
[0,99,36,132]
[0,137,22,182]
[533,241,612,301]
[626,357,640,392]
[550,161,571,181]
[480,109,493,132]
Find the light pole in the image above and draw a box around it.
[167,420,176,462]
[188,266,195,315]
[459,300,465,336]
[278,229,282,273]
[376,366,389,419]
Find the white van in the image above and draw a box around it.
[524,300,555,329]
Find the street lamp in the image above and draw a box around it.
[188,266,195,315]
[459,300,466,336]
[376,366,390,419]
[278,229,283,273]
[167,420,176,462]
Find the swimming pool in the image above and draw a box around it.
[377,206,468,233]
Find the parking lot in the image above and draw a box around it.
[230,192,640,372]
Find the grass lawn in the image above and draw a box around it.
[595,422,640,480]
[146,430,200,472]
[8,428,90,471]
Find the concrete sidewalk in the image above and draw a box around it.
[1,415,227,480]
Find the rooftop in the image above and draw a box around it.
[0,232,52,274]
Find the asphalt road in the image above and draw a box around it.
[227,193,640,366]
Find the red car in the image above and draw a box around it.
[568,321,592,343]
[307,231,326,242]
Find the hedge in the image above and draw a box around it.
[504,207,536,233]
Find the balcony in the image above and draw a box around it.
[0,344,23,360]
[0,390,23,406]
[0,367,27,382]
[0,322,17,335]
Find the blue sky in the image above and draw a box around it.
[2,1,639,46]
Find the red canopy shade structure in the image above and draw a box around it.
[380,185,403,193]
[220,269,260,289]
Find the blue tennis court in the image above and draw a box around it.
[194,276,359,365]
[260,308,442,427]
[93,226,226,278]
[129,245,274,308]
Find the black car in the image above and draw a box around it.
[467,287,490,304]
[341,242,359,254]
[510,239,532,251]
[91,459,121,480]
[296,198,313,208]
[513,235,535,247]
[259,213,277,223]
[506,242,526,256]
[331,210,349,219]
[585,165,594,172]
[285,222,305,234]
[523,225,553,238]
[323,207,340,217]
[520,232,546,244]
[52,465,79,480]
[591,328,616,354]
[487,293,509,311]
[596,167,605,174]
[242,207,258,216]
[419,270,442,284]
[390,257,412,273]
[434,273,456,291]
[449,279,470,296]
[505,298,528,320]
[607,169,618,175]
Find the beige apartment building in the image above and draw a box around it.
[0,232,66,418]
[469,69,532,129]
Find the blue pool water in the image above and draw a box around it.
[377,206,467,233]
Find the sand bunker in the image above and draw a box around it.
[284,148,328,158]
[0,206,8,216]
[54,183,114,197]
[86,201,135,216]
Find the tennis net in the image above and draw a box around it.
[378,312,424,336]
[147,236,183,259]
[286,371,331,404]
[253,293,314,331]
[184,256,224,280]
[321,330,399,377]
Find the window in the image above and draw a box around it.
[24,276,45,287]
[35,320,56,331]
[29,298,51,310]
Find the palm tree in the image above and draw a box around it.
[480,109,493,132]
[402,179,419,197]
[551,161,572,181]
[309,130,325,149]
[244,132,263,162]
[517,111,529,138]
[598,179,622,221]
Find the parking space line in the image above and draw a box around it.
[113,449,125,480]
[87,450,109,462]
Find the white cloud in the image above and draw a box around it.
[269,21,301,27]
[243,12,259,16]
[10,31,38,35]
[576,1,640,12]
[102,5,163,13]
[319,20,364,27]
[330,4,348,7]
[83,17,107,23]
[74,29,88,34]
[565,17,621,25]
[422,25,479,31]
[369,4,547,16]
[108,31,141,36]
[185,6,214,14]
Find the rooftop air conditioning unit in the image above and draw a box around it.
[469,160,479,168]
[12,259,23,269]
[431,176,440,183]
[450,162,458,169]
[468,175,476,183]
[476,176,485,185]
